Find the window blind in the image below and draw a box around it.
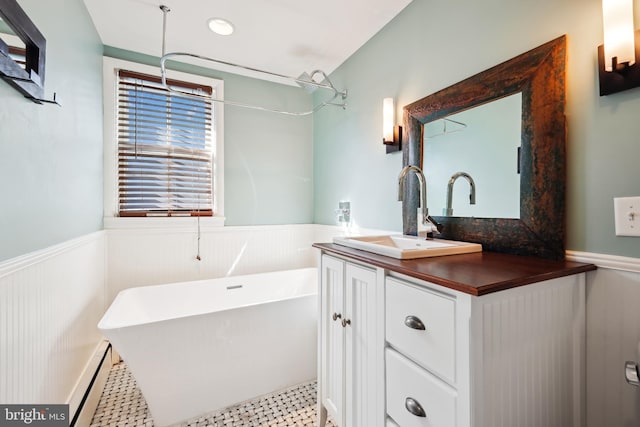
[117,69,214,216]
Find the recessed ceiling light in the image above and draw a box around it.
[207,18,234,36]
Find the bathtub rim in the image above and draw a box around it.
[98,267,318,331]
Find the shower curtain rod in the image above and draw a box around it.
[159,52,348,116]
[157,5,347,116]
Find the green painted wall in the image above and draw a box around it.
[3,0,638,261]
[103,47,314,226]
[314,0,640,258]
[0,0,103,261]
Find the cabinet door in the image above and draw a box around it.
[344,263,383,427]
[320,255,345,425]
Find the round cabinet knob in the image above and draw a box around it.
[405,397,426,417]
[341,318,351,328]
[404,315,426,331]
[332,313,342,321]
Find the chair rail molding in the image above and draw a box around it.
[566,250,640,274]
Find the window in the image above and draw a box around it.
[117,69,214,217]
[103,58,224,226]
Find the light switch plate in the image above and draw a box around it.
[614,197,640,237]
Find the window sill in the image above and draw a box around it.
[104,215,225,231]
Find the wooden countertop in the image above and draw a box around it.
[313,243,596,296]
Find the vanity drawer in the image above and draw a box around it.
[386,348,457,427]
[386,277,456,381]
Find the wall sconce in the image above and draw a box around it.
[383,97,402,153]
[598,0,640,95]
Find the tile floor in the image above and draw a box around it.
[90,363,337,427]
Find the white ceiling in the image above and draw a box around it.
[83,0,413,83]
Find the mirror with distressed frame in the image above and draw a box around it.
[0,0,46,101]
[402,35,567,259]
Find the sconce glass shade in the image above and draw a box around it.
[602,0,635,71]
[382,97,401,153]
[383,97,394,143]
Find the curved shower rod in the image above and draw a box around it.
[159,52,348,116]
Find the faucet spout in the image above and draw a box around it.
[444,171,476,216]
[398,165,427,214]
[398,165,440,237]
[397,166,423,202]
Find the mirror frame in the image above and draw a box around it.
[0,0,46,100]
[402,35,566,259]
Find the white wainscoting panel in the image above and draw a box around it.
[568,250,640,427]
[472,275,585,427]
[584,267,640,427]
[5,222,638,427]
[106,224,319,302]
[0,231,106,405]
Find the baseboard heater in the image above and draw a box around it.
[67,340,116,427]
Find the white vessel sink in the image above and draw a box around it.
[333,234,482,259]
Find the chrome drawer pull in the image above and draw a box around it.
[404,315,426,331]
[405,397,426,417]
[625,361,640,386]
[332,312,342,321]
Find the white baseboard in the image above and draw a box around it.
[68,341,113,427]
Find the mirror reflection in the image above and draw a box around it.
[422,92,522,219]
[0,16,26,66]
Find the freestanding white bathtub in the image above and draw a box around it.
[98,268,318,426]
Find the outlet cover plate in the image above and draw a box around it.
[614,197,640,237]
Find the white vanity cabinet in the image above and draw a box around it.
[317,254,385,427]
[385,273,586,427]
[315,245,595,427]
